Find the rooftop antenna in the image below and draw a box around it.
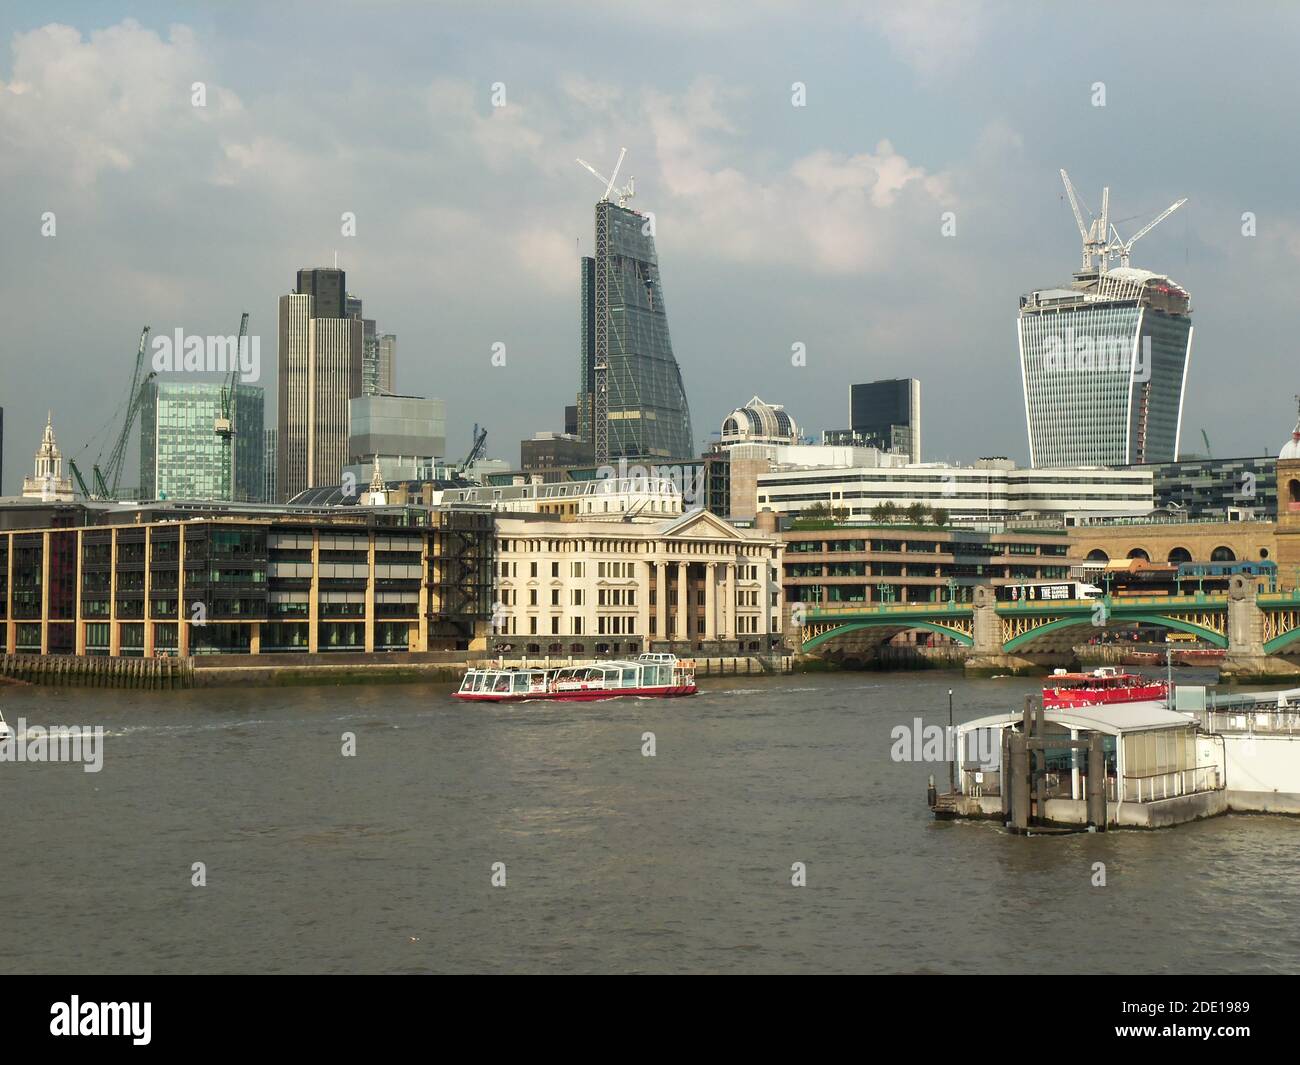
[576,147,635,207]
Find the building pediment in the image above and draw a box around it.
[659,509,747,541]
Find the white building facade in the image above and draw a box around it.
[489,510,784,656]
[756,460,1153,524]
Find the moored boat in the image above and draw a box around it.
[455,652,697,702]
[1043,667,1168,710]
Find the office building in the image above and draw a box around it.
[263,428,278,504]
[139,381,265,502]
[1019,173,1192,468]
[278,267,364,501]
[0,499,494,656]
[756,459,1153,524]
[346,394,446,484]
[845,379,920,462]
[377,334,396,395]
[577,196,693,463]
[1125,455,1277,520]
[783,526,1077,606]
[520,432,592,476]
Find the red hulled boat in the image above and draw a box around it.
[1043,667,1168,709]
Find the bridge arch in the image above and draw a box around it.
[1002,612,1228,653]
[802,619,974,653]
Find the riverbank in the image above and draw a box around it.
[0,650,796,690]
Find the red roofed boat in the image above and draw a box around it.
[1043,667,1168,710]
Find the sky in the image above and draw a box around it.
[3,0,1300,493]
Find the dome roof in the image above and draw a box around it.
[1282,428,1300,460]
[720,396,799,446]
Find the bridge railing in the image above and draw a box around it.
[804,601,966,618]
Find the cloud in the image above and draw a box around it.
[0,20,225,187]
[859,0,991,80]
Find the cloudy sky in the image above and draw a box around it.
[3,1,1300,492]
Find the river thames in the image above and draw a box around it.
[1,671,1297,974]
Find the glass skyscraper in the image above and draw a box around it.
[139,381,265,501]
[1019,267,1192,468]
[578,201,693,462]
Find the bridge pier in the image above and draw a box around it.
[1222,576,1300,683]
[963,586,1068,676]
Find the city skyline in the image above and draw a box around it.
[6,4,1300,493]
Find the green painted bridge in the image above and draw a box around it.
[797,588,1300,659]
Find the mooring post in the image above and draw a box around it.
[1087,731,1107,830]
[1010,732,1030,831]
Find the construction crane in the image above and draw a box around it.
[575,146,634,207]
[101,327,154,499]
[1059,169,1186,274]
[67,326,154,500]
[1108,197,1187,268]
[1201,429,1214,459]
[457,424,488,477]
[67,459,92,499]
[215,312,249,500]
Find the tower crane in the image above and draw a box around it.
[215,312,249,500]
[1108,197,1187,268]
[575,147,634,207]
[456,424,488,477]
[1059,169,1186,274]
[90,326,155,500]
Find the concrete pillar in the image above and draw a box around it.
[177,527,189,656]
[364,531,376,653]
[704,561,717,642]
[725,561,737,642]
[655,560,667,645]
[75,528,86,655]
[308,528,320,654]
[638,560,652,650]
[106,529,118,657]
[40,530,51,655]
[5,531,14,654]
[1086,731,1107,830]
[675,561,687,644]
[250,622,261,654]
[417,530,431,652]
[142,526,153,657]
[1226,575,1265,655]
[1070,728,1081,801]
[971,585,1002,655]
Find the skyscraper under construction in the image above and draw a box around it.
[576,150,693,464]
[1019,171,1192,468]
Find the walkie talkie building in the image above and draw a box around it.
[578,200,694,464]
[1019,268,1192,468]
[1020,172,1192,469]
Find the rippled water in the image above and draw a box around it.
[1,671,1297,974]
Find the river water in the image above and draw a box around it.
[1,671,1296,974]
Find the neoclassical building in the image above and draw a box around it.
[490,509,784,657]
